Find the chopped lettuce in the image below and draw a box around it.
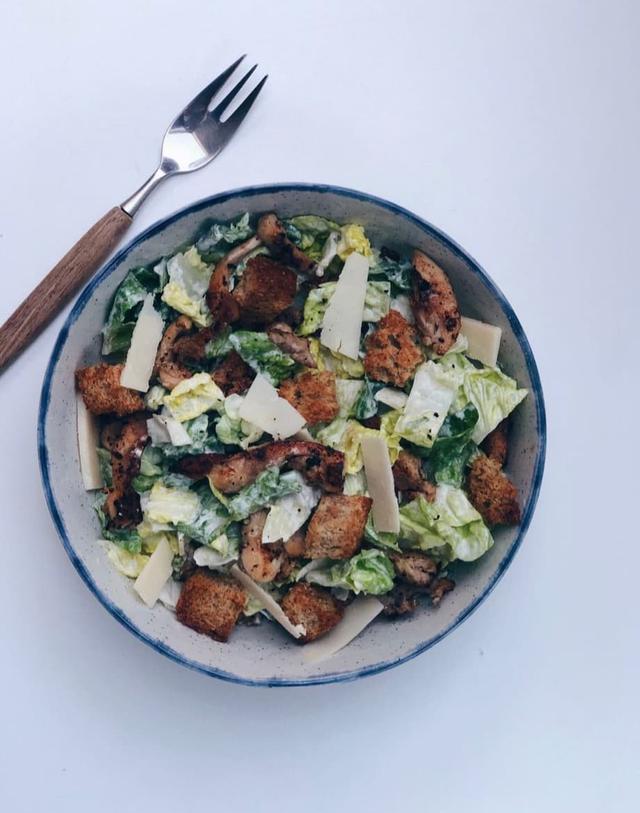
[300,281,389,336]
[215,394,263,449]
[141,480,200,526]
[144,385,167,410]
[94,493,141,552]
[196,213,253,261]
[428,403,479,487]
[335,380,364,417]
[353,378,380,420]
[163,373,224,422]
[395,361,460,447]
[229,331,296,386]
[369,247,412,293]
[284,215,341,260]
[161,247,213,327]
[205,327,233,359]
[262,472,321,544]
[308,338,365,379]
[193,530,240,568]
[364,515,400,551]
[227,467,302,522]
[317,417,400,474]
[105,541,149,578]
[399,486,493,562]
[336,224,372,260]
[102,262,166,355]
[461,366,527,443]
[176,483,228,545]
[159,414,223,462]
[303,549,394,595]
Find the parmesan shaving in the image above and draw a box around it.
[76,393,103,490]
[303,597,383,662]
[230,565,305,639]
[460,316,502,368]
[320,252,369,359]
[133,537,173,608]
[238,374,306,440]
[360,435,400,533]
[120,295,164,391]
[375,387,408,410]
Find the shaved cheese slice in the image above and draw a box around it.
[360,435,400,533]
[262,474,321,544]
[134,537,173,608]
[375,387,408,410]
[461,316,502,368]
[320,252,369,359]
[239,374,306,440]
[147,414,191,446]
[76,393,103,490]
[230,565,305,639]
[120,295,164,391]
[303,597,383,663]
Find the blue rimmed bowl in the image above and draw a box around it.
[38,184,546,687]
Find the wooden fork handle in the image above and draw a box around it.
[0,206,132,371]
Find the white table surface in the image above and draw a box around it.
[1,1,638,810]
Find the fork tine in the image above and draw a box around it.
[178,55,246,127]
[210,64,258,120]
[220,75,268,132]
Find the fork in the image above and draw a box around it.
[0,56,267,371]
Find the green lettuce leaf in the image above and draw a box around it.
[101,263,166,355]
[428,403,479,487]
[369,247,412,293]
[215,394,263,449]
[228,331,296,386]
[196,213,253,261]
[335,380,364,417]
[461,366,527,443]
[163,373,224,421]
[300,281,390,336]
[227,467,302,522]
[93,493,141,552]
[302,549,395,595]
[284,215,341,260]
[399,486,493,562]
[317,417,401,474]
[395,361,460,448]
[177,483,229,545]
[364,515,400,551]
[161,247,213,327]
[353,378,381,420]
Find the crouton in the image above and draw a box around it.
[304,494,372,559]
[481,420,509,466]
[241,510,285,583]
[280,583,344,643]
[363,309,423,386]
[411,249,461,355]
[76,363,144,416]
[232,255,297,326]
[467,455,521,526]
[212,350,255,395]
[278,370,339,425]
[392,450,436,501]
[176,571,246,642]
[430,577,455,606]
[390,551,438,587]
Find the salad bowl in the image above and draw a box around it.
[38,183,546,686]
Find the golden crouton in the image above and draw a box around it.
[364,309,423,387]
[176,571,246,642]
[75,363,144,416]
[232,255,297,326]
[278,370,339,425]
[304,494,372,559]
[482,420,509,466]
[467,455,521,526]
[213,350,255,395]
[281,583,344,643]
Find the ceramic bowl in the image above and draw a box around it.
[38,184,546,686]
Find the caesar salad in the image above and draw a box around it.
[75,211,527,658]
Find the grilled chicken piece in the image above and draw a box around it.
[206,234,262,323]
[101,415,148,527]
[429,577,455,606]
[172,325,217,366]
[411,249,461,355]
[212,350,255,396]
[240,510,285,583]
[176,440,345,494]
[256,213,317,276]
[392,450,436,502]
[390,551,438,587]
[267,322,316,367]
[154,316,194,389]
[75,363,144,417]
[381,585,419,617]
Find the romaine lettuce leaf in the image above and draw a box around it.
[300,281,390,336]
[196,213,253,261]
[461,366,527,443]
[369,247,412,293]
[93,493,141,552]
[161,247,213,327]
[308,338,365,379]
[428,403,479,487]
[141,480,201,526]
[176,483,229,545]
[399,486,493,562]
[193,528,240,568]
[229,331,296,386]
[283,215,341,260]
[215,394,263,449]
[227,467,302,522]
[262,472,321,544]
[353,378,380,420]
[316,417,400,474]
[334,380,364,417]
[364,515,400,551]
[395,361,459,447]
[336,224,372,260]
[102,263,166,355]
[302,549,394,595]
[163,373,224,422]
[105,541,149,578]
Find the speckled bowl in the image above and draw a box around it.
[38,184,546,686]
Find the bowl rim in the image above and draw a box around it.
[38,182,546,687]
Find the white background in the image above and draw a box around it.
[1,1,638,810]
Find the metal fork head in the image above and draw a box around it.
[161,56,268,174]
